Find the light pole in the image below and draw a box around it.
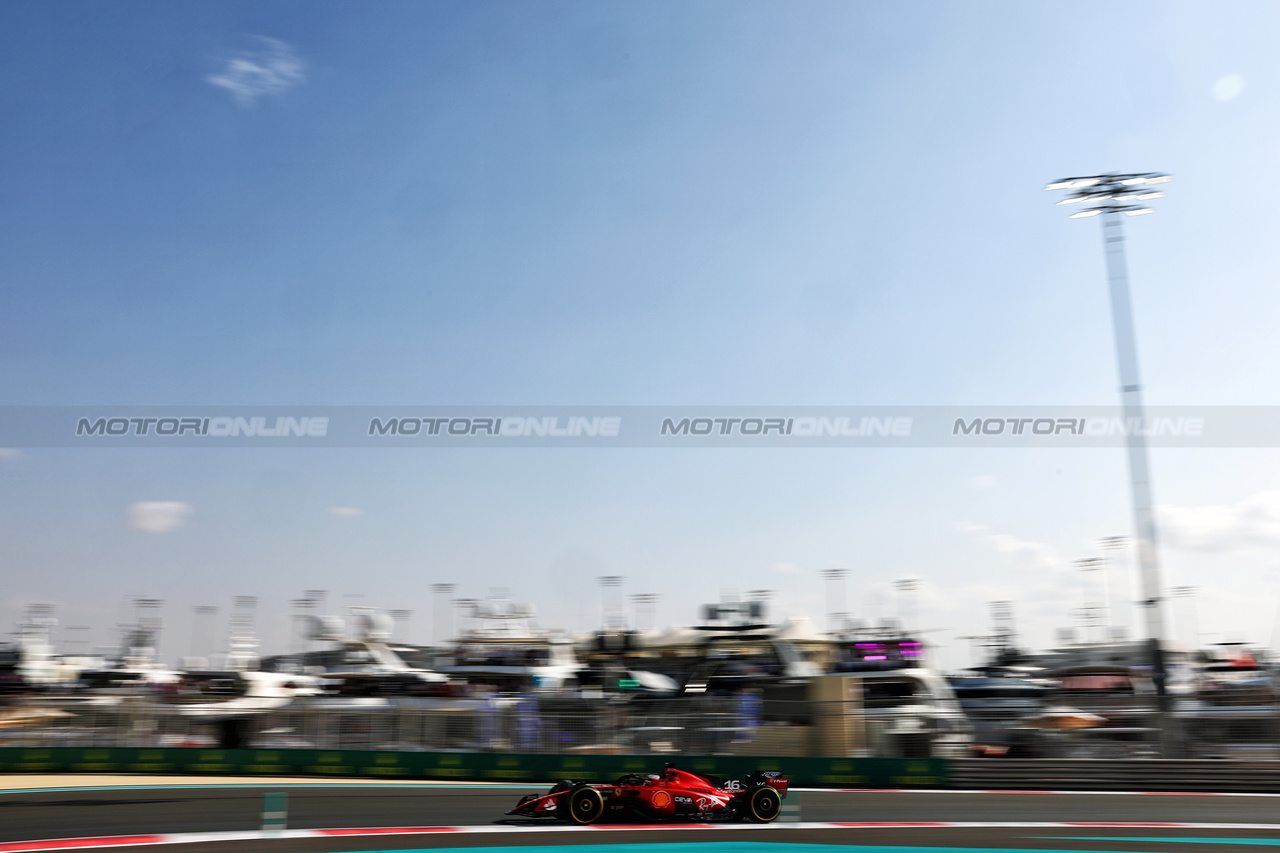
[453,598,479,636]
[289,597,315,657]
[630,593,661,632]
[64,625,90,656]
[133,597,164,664]
[389,609,412,642]
[990,601,1017,661]
[1073,558,1109,644]
[1047,171,1172,751]
[894,578,920,635]
[1170,586,1199,649]
[232,596,257,639]
[431,584,456,645]
[192,605,218,662]
[300,590,326,659]
[1098,536,1130,637]
[598,575,624,630]
[820,568,848,634]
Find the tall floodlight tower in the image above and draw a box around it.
[894,578,920,634]
[820,568,849,635]
[1046,171,1172,751]
[597,575,625,630]
[430,584,456,645]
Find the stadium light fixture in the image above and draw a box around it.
[1046,170,1173,756]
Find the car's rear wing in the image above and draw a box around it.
[746,770,788,798]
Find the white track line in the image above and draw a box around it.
[8,822,1280,851]
[799,789,1280,798]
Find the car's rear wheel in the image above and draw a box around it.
[746,785,781,823]
[565,785,605,824]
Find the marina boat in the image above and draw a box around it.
[1175,643,1279,759]
[437,598,586,694]
[635,602,821,698]
[272,610,454,701]
[826,634,972,757]
[947,670,1051,755]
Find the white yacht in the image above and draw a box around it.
[826,633,972,757]
[438,598,585,693]
[1175,643,1278,759]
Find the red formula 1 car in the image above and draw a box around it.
[506,763,788,824]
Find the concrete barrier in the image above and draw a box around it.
[951,758,1280,793]
[12,750,1280,793]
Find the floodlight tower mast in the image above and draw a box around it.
[1046,171,1172,749]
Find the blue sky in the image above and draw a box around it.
[3,1,1280,669]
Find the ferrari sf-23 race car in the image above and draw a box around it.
[506,763,788,824]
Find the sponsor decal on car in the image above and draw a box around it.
[651,790,672,808]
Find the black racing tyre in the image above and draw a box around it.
[565,785,605,824]
[746,785,781,823]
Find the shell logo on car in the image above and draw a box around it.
[651,790,671,808]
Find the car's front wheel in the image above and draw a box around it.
[565,785,605,824]
[745,785,781,823]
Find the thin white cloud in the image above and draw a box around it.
[969,475,999,490]
[129,501,192,533]
[1212,74,1246,102]
[207,36,306,106]
[956,522,1065,573]
[0,448,20,459]
[1159,491,1280,553]
[772,561,802,575]
[329,506,363,517]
